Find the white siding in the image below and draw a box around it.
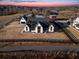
[20,17,26,24]
[73,17,79,25]
[73,17,79,30]
[31,30,36,33]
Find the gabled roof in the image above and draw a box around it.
[73,17,79,24]
[27,20,38,30]
[75,17,79,21]
[22,15,28,21]
[26,17,54,31]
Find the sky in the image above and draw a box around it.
[0,0,79,3]
[0,0,79,7]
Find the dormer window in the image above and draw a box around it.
[37,26,41,33]
[35,23,43,33]
[24,25,30,32]
[20,17,27,24]
[49,25,54,32]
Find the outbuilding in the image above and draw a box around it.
[73,17,79,29]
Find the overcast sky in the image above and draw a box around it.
[0,0,79,3]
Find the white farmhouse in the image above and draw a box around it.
[21,17,55,33]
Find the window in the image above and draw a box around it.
[21,22,25,24]
[49,25,54,32]
[76,24,79,27]
[50,27,52,31]
[26,27,28,30]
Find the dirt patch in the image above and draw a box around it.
[0,21,69,40]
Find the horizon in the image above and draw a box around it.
[0,0,79,7]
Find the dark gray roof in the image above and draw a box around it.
[27,20,38,30]
[26,17,55,32]
[27,17,50,22]
[22,15,28,21]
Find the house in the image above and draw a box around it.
[22,17,55,33]
[20,15,27,24]
[48,12,58,20]
[27,14,32,17]
[73,17,79,29]
[35,14,45,18]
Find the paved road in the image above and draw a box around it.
[0,46,79,52]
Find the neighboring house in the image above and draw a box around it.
[35,14,45,18]
[48,12,58,20]
[27,14,32,17]
[22,17,55,33]
[73,17,79,29]
[20,15,27,24]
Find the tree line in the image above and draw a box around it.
[0,5,79,18]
